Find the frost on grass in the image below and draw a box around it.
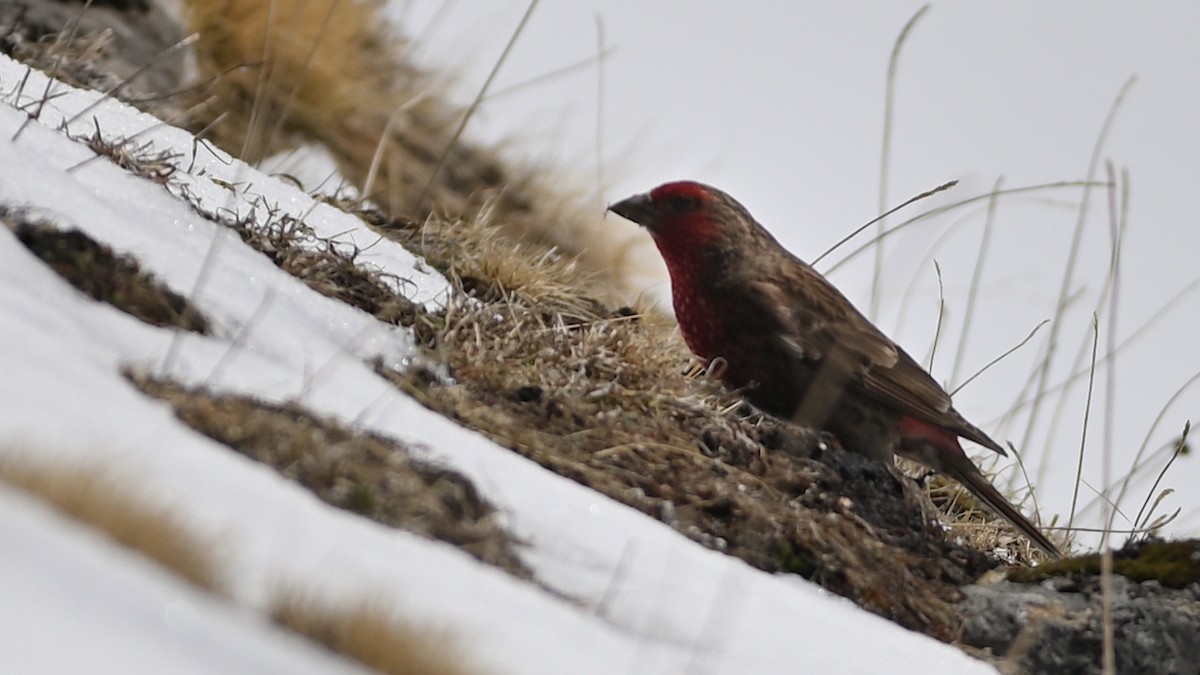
[128,373,530,580]
[3,207,211,334]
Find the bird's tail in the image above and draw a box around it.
[945,459,1063,559]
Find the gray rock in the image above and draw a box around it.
[961,575,1200,674]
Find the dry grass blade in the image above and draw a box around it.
[1102,370,1200,525]
[485,46,615,102]
[593,14,607,207]
[1099,160,1124,675]
[1006,440,1052,538]
[822,180,1104,275]
[951,319,1048,397]
[873,3,931,319]
[812,179,955,267]
[950,175,1003,388]
[996,276,1200,425]
[1018,76,1135,459]
[1030,162,1132,491]
[416,0,540,211]
[1068,316,1100,533]
[1132,422,1189,534]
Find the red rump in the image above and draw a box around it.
[898,414,962,453]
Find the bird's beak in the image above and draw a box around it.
[606,192,656,229]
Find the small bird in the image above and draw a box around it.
[609,180,1062,558]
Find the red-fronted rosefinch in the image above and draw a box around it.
[609,180,1061,558]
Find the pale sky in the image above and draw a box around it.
[398,2,1200,545]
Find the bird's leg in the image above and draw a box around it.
[702,356,728,380]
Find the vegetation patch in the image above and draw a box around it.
[221,203,433,343]
[75,124,179,184]
[0,7,117,93]
[1009,538,1200,589]
[271,593,478,675]
[0,455,219,591]
[0,453,483,672]
[0,0,188,115]
[128,372,530,580]
[181,186,1005,635]
[182,0,643,301]
[3,208,211,333]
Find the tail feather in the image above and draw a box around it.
[947,460,1063,559]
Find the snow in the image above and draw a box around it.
[0,485,369,675]
[0,53,994,674]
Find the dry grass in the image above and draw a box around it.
[218,200,431,335]
[181,0,647,301]
[0,0,190,117]
[0,455,219,591]
[922,468,1056,563]
[2,207,211,334]
[0,8,118,93]
[74,122,181,184]
[272,592,479,675]
[368,209,999,640]
[128,372,530,580]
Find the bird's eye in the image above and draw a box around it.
[668,195,701,212]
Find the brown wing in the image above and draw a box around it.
[746,259,1006,456]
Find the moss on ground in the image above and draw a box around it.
[1009,538,1200,589]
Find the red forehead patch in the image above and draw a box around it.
[650,181,711,203]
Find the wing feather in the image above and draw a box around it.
[744,260,1006,456]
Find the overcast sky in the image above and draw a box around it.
[396,2,1200,545]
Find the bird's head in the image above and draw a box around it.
[608,180,769,276]
[607,181,724,244]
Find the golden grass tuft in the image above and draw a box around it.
[186,0,412,164]
[183,0,520,220]
[182,0,649,301]
[0,456,219,591]
[272,592,478,675]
